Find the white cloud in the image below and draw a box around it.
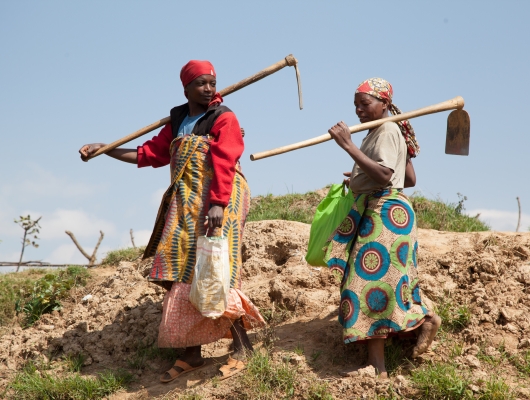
[1,164,104,199]
[21,209,116,240]
[467,208,530,232]
[48,243,87,264]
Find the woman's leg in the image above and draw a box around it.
[161,345,205,381]
[366,339,387,378]
[230,318,253,360]
[412,312,442,358]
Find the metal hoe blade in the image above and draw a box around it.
[445,109,470,156]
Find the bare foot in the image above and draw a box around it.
[412,313,442,358]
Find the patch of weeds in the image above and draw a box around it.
[374,385,400,400]
[435,296,471,333]
[101,246,146,266]
[260,305,292,325]
[307,380,333,400]
[310,350,322,363]
[410,193,489,232]
[476,343,506,367]
[128,341,180,370]
[478,376,515,399]
[6,361,133,400]
[410,361,473,399]
[240,349,297,399]
[384,338,407,375]
[0,269,48,327]
[247,191,323,224]
[294,343,304,356]
[450,343,464,358]
[507,349,530,375]
[65,353,86,372]
[15,266,90,327]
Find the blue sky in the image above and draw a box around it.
[1,1,529,267]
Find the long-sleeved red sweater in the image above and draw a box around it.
[137,112,244,207]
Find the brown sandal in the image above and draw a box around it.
[219,356,246,380]
[160,359,206,383]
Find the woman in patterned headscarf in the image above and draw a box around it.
[325,78,441,378]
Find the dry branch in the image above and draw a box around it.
[65,230,104,266]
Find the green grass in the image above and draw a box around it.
[410,193,490,232]
[246,188,490,233]
[127,341,179,370]
[15,266,90,327]
[410,361,473,399]
[435,297,472,333]
[247,191,323,224]
[240,350,298,399]
[0,269,48,327]
[5,361,133,400]
[479,377,516,400]
[101,246,146,265]
[64,353,86,373]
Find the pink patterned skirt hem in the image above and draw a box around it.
[158,282,265,348]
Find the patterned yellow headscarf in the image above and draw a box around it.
[356,78,420,157]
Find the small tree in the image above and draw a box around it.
[15,215,42,272]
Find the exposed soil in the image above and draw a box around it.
[2,220,530,399]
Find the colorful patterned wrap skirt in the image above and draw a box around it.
[325,188,428,344]
[144,134,265,348]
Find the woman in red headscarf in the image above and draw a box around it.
[325,78,441,378]
[79,60,264,382]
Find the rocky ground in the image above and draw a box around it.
[1,220,530,399]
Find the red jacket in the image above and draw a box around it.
[137,111,244,207]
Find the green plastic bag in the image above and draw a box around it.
[305,183,354,267]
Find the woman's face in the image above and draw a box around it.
[354,92,387,123]
[185,74,216,106]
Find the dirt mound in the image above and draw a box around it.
[2,221,530,398]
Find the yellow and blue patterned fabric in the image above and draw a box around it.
[145,134,250,288]
[325,188,428,344]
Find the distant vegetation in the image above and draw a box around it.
[0,266,89,329]
[248,188,490,232]
[101,246,145,266]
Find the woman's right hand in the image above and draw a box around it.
[79,143,106,162]
[343,171,351,187]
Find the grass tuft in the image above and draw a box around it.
[65,353,86,373]
[14,266,89,327]
[6,361,133,400]
[410,193,489,232]
[101,246,146,266]
[479,377,515,399]
[410,361,473,399]
[240,350,297,399]
[247,191,323,224]
[435,297,472,333]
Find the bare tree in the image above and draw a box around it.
[130,229,136,248]
[65,230,104,266]
[15,215,42,272]
[516,197,522,232]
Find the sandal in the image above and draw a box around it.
[160,359,206,383]
[219,356,246,380]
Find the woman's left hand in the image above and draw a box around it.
[328,121,354,151]
[206,205,224,230]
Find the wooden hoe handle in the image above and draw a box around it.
[250,96,465,161]
[87,55,302,160]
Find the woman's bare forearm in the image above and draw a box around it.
[106,148,138,164]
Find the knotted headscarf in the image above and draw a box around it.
[356,78,420,157]
[180,60,223,106]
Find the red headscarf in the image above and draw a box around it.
[180,60,222,106]
[180,60,216,88]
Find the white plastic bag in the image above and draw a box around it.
[189,236,231,319]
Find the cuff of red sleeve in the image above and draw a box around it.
[137,146,149,168]
[209,198,229,207]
